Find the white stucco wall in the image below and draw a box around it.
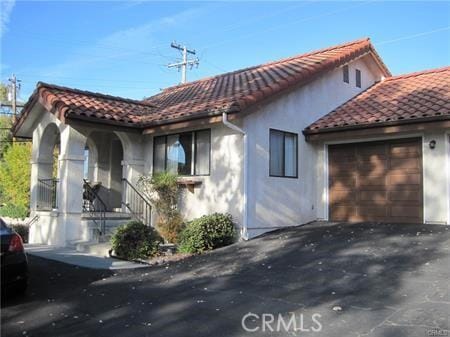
[242,56,383,238]
[144,123,245,229]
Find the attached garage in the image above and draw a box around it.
[328,138,423,223]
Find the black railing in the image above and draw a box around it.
[36,178,58,210]
[122,178,152,226]
[82,179,107,235]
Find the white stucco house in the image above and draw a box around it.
[13,38,450,246]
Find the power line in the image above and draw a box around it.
[375,26,450,46]
[198,0,375,52]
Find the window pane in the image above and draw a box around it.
[153,136,166,173]
[284,133,297,177]
[195,130,210,175]
[166,135,179,174]
[356,69,361,88]
[178,133,193,175]
[343,65,349,83]
[270,130,283,176]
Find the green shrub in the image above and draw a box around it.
[0,143,31,211]
[0,204,29,218]
[11,224,29,243]
[111,221,163,260]
[179,213,236,254]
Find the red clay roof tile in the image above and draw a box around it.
[14,38,388,134]
[304,66,450,134]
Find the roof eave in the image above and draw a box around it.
[303,115,450,140]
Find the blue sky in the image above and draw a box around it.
[1,1,449,101]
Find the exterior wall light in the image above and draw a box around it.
[429,140,436,149]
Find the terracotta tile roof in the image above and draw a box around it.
[13,83,157,133]
[142,38,389,126]
[14,38,389,135]
[304,66,450,134]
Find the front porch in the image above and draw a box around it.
[29,114,152,246]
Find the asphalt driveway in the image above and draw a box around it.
[2,222,449,337]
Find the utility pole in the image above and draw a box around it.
[8,74,21,123]
[167,42,199,84]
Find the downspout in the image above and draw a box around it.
[222,112,249,240]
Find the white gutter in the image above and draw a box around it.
[222,112,248,240]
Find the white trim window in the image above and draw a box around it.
[153,129,211,176]
[269,129,298,178]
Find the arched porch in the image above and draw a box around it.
[29,116,148,245]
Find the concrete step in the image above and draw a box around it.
[74,241,112,257]
[82,212,133,221]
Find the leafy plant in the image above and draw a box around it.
[0,115,12,159]
[0,142,31,214]
[111,221,163,260]
[0,204,29,218]
[179,213,236,254]
[138,172,184,243]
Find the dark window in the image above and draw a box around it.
[194,130,211,175]
[355,69,361,88]
[269,129,298,178]
[343,65,349,83]
[153,129,210,176]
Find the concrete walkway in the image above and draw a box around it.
[25,244,148,270]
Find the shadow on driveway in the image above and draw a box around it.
[2,222,449,337]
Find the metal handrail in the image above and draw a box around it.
[82,179,107,235]
[26,214,39,227]
[36,178,58,210]
[121,178,152,226]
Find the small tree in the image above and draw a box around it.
[138,172,184,243]
[0,142,31,218]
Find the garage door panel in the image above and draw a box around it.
[358,163,387,176]
[329,163,356,176]
[389,144,420,158]
[329,190,356,204]
[359,191,387,203]
[359,177,386,187]
[390,206,422,218]
[388,173,421,186]
[389,158,420,170]
[329,148,356,161]
[329,176,356,190]
[358,206,388,217]
[329,138,422,224]
[389,190,421,202]
[330,206,357,221]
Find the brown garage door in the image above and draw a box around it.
[329,138,423,223]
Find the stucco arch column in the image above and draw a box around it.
[57,124,88,242]
[115,132,145,212]
[115,132,145,184]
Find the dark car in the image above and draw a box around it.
[1,218,28,293]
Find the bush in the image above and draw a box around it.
[111,221,163,260]
[138,172,184,243]
[179,213,236,254]
[0,143,31,211]
[11,224,29,243]
[0,204,29,218]
[156,213,184,244]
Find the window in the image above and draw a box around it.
[269,129,298,178]
[343,65,349,83]
[153,129,211,176]
[355,69,361,88]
